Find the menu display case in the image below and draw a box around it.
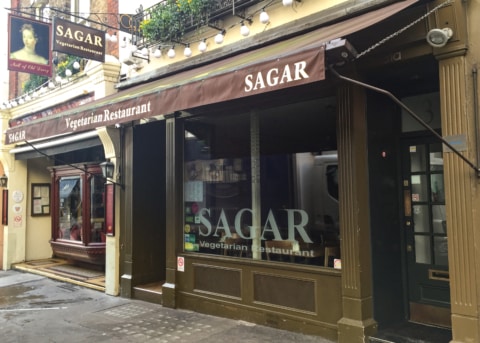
[49,164,106,265]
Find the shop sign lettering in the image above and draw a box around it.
[198,207,313,243]
[244,61,309,93]
[65,101,152,131]
[53,17,105,62]
[55,25,103,47]
[8,130,26,143]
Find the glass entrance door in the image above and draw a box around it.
[402,138,451,327]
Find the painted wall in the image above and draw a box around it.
[25,157,53,261]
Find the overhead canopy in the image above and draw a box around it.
[5,0,418,146]
[10,131,101,160]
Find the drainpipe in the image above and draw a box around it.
[328,66,480,177]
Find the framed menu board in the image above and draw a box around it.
[31,183,50,216]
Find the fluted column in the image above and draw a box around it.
[337,84,377,343]
[439,56,480,343]
[163,112,184,308]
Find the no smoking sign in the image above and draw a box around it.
[177,256,185,272]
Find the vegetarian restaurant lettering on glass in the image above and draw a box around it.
[183,101,341,267]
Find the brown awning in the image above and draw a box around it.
[5,0,417,145]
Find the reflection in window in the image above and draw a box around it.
[410,145,426,173]
[58,177,83,241]
[415,235,431,264]
[90,176,105,243]
[183,98,340,267]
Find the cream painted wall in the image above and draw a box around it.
[25,157,53,261]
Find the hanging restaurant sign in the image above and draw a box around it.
[53,17,105,62]
[8,14,52,77]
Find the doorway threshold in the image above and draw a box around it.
[12,258,105,292]
[369,321,451,343]
[133,281,164,305]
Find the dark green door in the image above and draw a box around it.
[402,138,451,327]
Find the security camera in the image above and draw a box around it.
[426,28,453,48]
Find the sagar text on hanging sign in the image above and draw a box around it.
[53,17,105,62]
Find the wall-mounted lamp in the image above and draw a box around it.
[100,160,115,180]
[100,160,123,188]
[0,174,8,188]
[426,27,453,48]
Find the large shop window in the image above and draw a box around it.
[183,97,340,267]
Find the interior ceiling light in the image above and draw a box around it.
[426,27,453,48]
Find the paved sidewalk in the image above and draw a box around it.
[0,270,334,343]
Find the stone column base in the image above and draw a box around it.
[337,317,378,343]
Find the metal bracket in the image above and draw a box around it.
[328,66,480,177]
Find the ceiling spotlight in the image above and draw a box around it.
[198,39,207,53]
[259,9,269,24]
[426,27,453,48]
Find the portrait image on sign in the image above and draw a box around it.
[8,15,52,77]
